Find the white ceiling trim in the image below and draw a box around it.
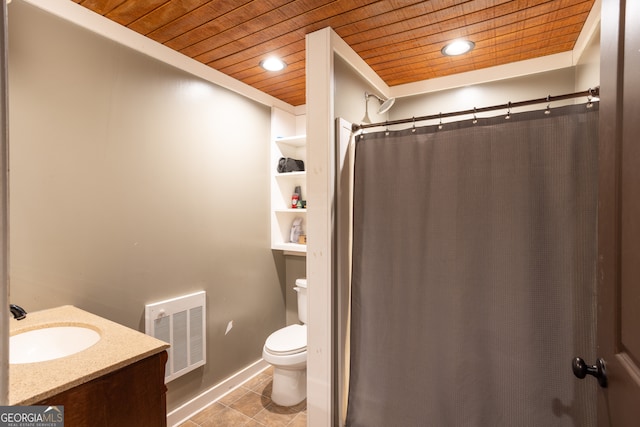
[19,0,601,110]
[572,0,602,65]
[390,52,575,99]
[330,28,391,98]
[391,1,601,99]
[20,0,296,113]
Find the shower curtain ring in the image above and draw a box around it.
[412,117,416,132]
[545,96,551,115]
[472,108,478,124]
[385,122,390,136]
[586,88,597,108]
[505,102,512,120]
[438,113,443,129]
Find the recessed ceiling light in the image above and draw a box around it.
[260,57,287,71]
[441,40,475,56]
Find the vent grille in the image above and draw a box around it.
[145,291,206,382]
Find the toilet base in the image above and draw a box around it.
[270,366,306,407]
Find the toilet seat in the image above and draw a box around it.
[265,324,306,355]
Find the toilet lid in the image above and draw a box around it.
[265,324,307,355]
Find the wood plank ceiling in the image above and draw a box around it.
[74,0,596,107]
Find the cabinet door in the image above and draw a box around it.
[37,351,168,427]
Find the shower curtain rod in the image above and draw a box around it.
[351,87,600,132]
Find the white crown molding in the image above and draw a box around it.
[390,52,574,98]
[390,1,601,99]
[19,0,296,113]
[330,28,391,98]
[20,0,601,125]
[572,0,601,65]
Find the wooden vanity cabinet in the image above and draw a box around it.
[36,351,168,427]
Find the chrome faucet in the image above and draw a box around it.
[9,304,27,320]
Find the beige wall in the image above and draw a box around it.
[575,27,601,92]
[390,67,578,126]
[334,55,391,126]
[8,1,284,411]
[285,255,306,325]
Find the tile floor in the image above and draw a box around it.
[178,367,307,427]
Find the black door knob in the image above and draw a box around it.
[572,357,607,388]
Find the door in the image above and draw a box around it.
[597,0,640,425]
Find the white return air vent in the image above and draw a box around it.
[145,291,206,383]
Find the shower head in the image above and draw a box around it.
[365,92,396,115]
[378,97,396,114]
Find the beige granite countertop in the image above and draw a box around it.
[9,305,170,405]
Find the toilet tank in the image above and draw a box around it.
[295,278,307,324]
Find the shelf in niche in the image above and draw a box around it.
[275,171,306,178]
[275,135,305,147]
[272,242,307,253]
[272,133,306,254]
[275,208,307,213]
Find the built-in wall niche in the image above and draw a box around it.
[271,135,307,253]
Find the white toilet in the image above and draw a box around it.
[262,278,307,406]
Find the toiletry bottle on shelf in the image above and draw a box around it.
[291,185,302,208]
[290,217,303,243]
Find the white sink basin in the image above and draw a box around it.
[10,325,101,364]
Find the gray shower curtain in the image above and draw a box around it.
[346,104,598,427]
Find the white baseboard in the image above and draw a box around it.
[167,359,270,427]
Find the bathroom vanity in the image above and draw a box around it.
[9,305,170,426]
